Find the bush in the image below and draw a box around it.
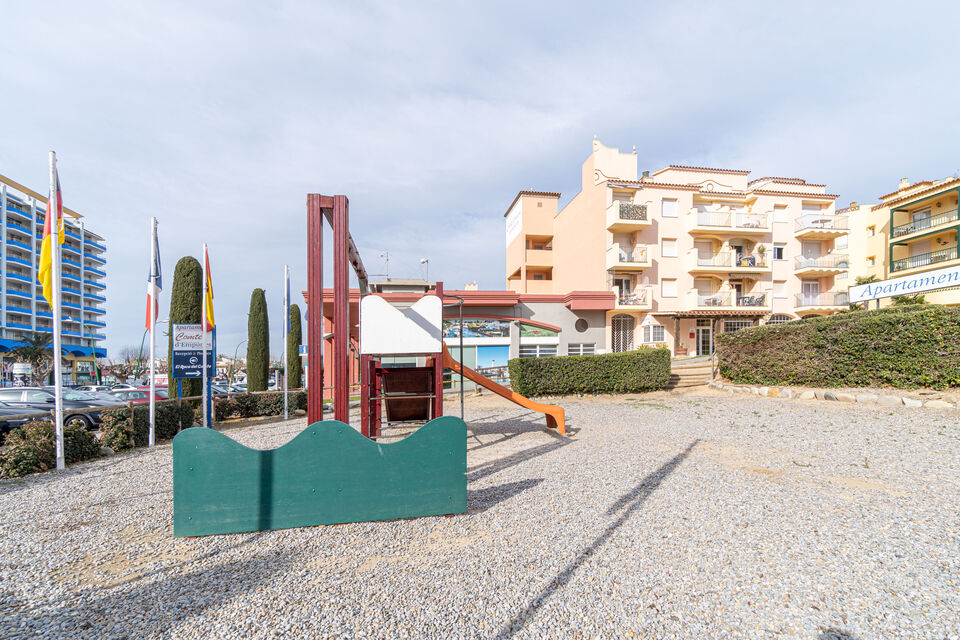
[214,391,308,421]
[247,288,270,392]
[0,420,100,478]
[508,347,671,396]
[715,305,960,389]
[99,401,195,452]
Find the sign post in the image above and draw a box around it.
[172,324,215,381]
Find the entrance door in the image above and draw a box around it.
[611,314,635,352]
[801,279,819,306]
[912,207,931,234]
[909,239,932,268]
[801,241,819,268]
[696,319,713,356]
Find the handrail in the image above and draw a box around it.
[891,208,959,238]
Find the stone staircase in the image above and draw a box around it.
[668,356,715,388]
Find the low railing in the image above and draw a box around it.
[696,250,733,267]
[695,290,733,307]
[736,291,770,307]
[607,244,649,264]
[891,209,959,238]
[693,210,768,229]
[891,245,959,272]
[794,254,850,270]
[616,285,650,306]
[794,292,849,307]
[796,214,849,232]
[613,201,647,221]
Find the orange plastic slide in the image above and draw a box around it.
[441,344,566,435]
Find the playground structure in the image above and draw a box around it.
[172,194,564,537]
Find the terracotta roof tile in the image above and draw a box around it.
[654,165,751,176]
[503,190,561,217]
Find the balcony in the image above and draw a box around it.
[524,279,554,294]
[794,254,849,276]
[794,291,849,310]
[688,250,769,274]
[794,214,849,240]
[891,208,960,240]
[891,245,959,273]
[687,289,772,310]
[524,248,553,268]
[614,285,652,310]
[687,210,770,235]
[606,201,651,232]
[606,244,650,271]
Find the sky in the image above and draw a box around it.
[1,0,958,360]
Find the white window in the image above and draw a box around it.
[661,198,678,218]
[519,344,558,358]
[567,343,595,356]
[661,238,677,257]
[661,279,678,298]
[723,319,753,332]
[767,314,793,325]
[773,244,786,260]
[835,235,848,250]
[773,205,788,223]
[642,325,665,343]
[773,281,786,298]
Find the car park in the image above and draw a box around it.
[110,389,166,404]
[75,385,113,393]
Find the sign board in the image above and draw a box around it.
[299,344,308,357]
[849,264,960,302]
[172,324,216,379]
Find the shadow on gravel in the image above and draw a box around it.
[2,532,280,638]
[468,479,544,513]
[818,629,861,640]
[493,439,701,639]
[467,441,570,483]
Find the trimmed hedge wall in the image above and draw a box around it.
[100,401,196,452]
[508,347,671,396]
[215,391,307,421]
[715,305,960,389]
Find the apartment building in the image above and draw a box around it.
[846,177,960,307]
[0,173,107,384]
[505,139,849,356]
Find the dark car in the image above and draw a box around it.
[0,388,106,429]
[0,401,37,444]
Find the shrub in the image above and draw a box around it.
[0,420,100,478]
[168,257,203,398]
[214,391,307,421]
[99,401,194,452]
[715,305,960,389]
[508,347,671,396]
[247,288,270,392]
[287,304,304,389]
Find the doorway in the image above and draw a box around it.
[801,279,820,305]
[696,319,713,356]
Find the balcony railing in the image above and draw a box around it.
[694,210,769,230]
[695,251,733,267]
[795,292,849,307]
[616,285,650,307]
[612,202,647,221]
[891,209,960,238]
[891,246,959,273]
[795,214,849,232]
[794,254,850,270]
[736,291,770,307]
[695,290,733,306]
[607,244,649,265]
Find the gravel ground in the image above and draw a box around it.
[1,390,959,639]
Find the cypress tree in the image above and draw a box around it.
[247,288,270,392]
[167,257,203,398]
[286,303,303,389]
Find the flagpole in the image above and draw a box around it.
[201,243,209,428]
[283,264,289,420]
[49,151,65,471]
[148,217,157,446]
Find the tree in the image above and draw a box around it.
[286,303,303,389]
[12,332,55,385]
[167,256,203,398]
[247,288,269,392]
[849,274,880,310]
[892,293,926,306]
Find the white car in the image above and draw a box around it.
[110,384,138,391]
[76,385,113,392]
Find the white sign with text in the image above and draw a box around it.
[172,324,214,351]
[849,263,960,302]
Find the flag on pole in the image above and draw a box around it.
[145,221,162,329]
[39,163,65,305]
[203,249,215,331]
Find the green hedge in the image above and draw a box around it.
[715,305,960,389]
[0,420,100,478]
[100,401,196,452]
[215,391,307,421]
[508,347,671,396]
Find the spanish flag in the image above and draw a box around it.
[38,157,66,305]
[203,246,215,331]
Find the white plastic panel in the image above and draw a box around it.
[360,295,442,355]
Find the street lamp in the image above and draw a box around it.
[228,340,247,397]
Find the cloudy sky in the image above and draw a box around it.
[1,1,958,359]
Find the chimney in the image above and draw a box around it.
[899,178,910,190]
[641,170,650,179]
[849,201,857,208]
[464,281,479,291]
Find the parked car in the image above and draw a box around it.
[0,402,34,444]
[75,385,113,393]
[110,383,138,391]
[0,388,106,428]
[137,386,168,399]
[111,389,166,404]
[82,391,127,407]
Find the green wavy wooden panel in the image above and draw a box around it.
[173,417,466,537]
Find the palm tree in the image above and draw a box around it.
[11,332,56,386]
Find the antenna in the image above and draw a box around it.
[419,258,429,283]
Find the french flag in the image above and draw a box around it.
[145,221,161,329]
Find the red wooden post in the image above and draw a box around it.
[360,353,370,438]
[332,195,350,423]
[307,194,325,425]
[433,281,444,420]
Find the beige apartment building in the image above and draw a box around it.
[847,176,960,306]
[505,139,850,356]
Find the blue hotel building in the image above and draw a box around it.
[0,173,106,384]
